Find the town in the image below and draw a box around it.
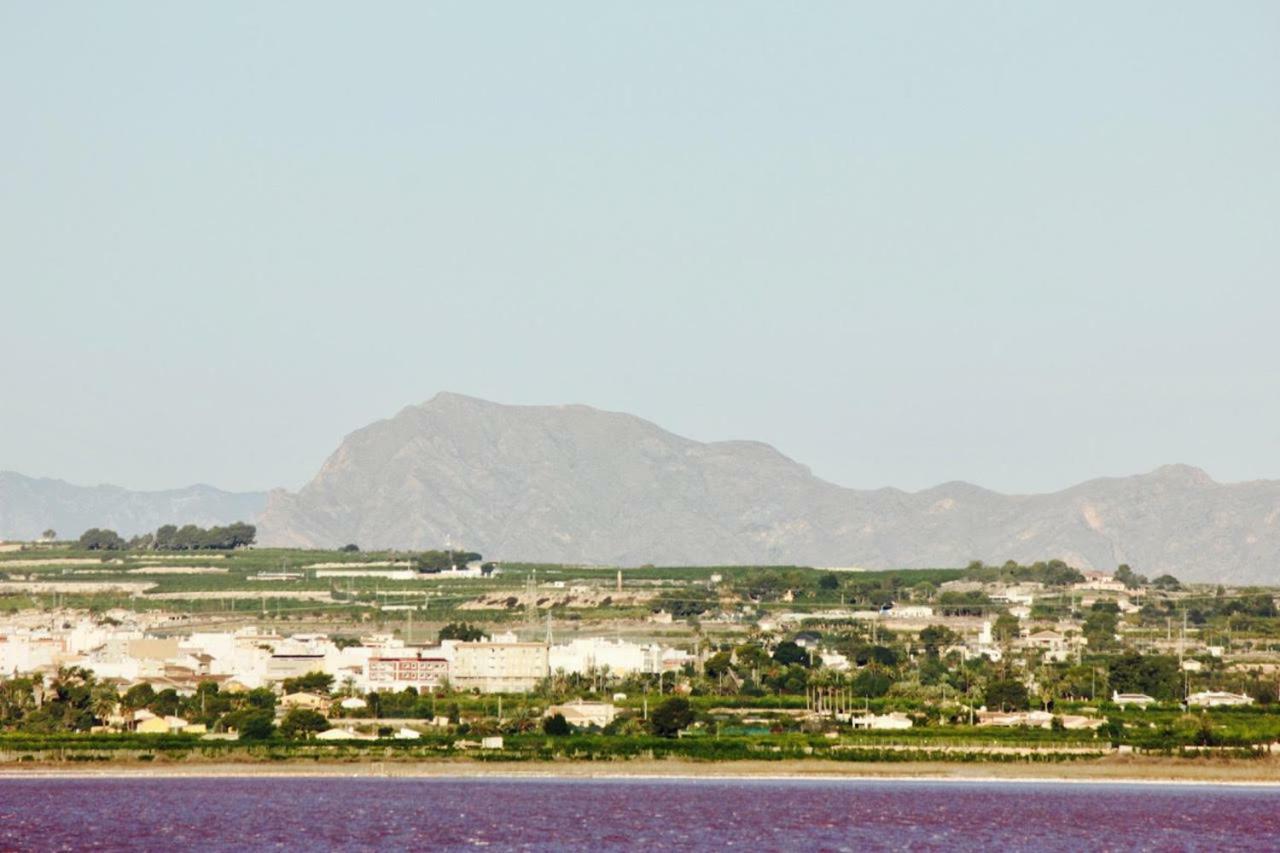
[1,526,1278,764]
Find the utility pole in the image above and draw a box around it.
[1179,610,1187,667]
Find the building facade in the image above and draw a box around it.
[451,642,548,693]
[365,656,449,692]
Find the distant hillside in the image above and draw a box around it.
[0,472,267,541]
[255,393,1280,584]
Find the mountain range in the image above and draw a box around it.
[4,392,1279,584]
[0,471,267,544]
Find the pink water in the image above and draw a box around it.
[1,777,1277,850]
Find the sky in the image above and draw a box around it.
[2,3,1278,495]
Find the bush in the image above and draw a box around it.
[542,714,571,736]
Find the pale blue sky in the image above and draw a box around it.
[2,3,1277,494]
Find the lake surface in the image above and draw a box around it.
[1,776,1278,850]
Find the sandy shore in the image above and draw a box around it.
[3,758,1280,785]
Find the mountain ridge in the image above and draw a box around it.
[4,394,1278,585]
[0,471,268,542]
[253,394,1280,584]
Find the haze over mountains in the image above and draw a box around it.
[0,472,268,543]
[4,393,1279,584]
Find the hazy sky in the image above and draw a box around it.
[2,3,1277,495]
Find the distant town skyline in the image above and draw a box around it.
[2,3,1278,494]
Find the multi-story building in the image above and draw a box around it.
[365,655,449,692]
[450,641,548,693]
[549,638,647,676]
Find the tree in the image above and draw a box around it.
[150,521,255,550]
[851,669,892,698]
[438,622,486,643]
[151,688,180,717]
[734,644,770,672]
[245,688,277,712]
[1084,609,1119,650]
[993,612,1021,644]
[340,543,360,553]
[772,641,809,667]
[918,657,950,686]
[413,550,483,573]
[282,672,334,695]
[121,683,156,710]
[40,529,56,541]
[1039,560,1085,586]
[866,645,901,668]
[704,651,733,679]
[919,625,959,657]
[223,709,275,740]
[937,590,990,617]
[90,684,118,723]
[542,713,571,736]
[78,528,125,550]
[1151,574,1181,591]
[1114,564,1147,589]
[653,589,712,619]
[127,532,155,550]
[984,678,1030,711]
[912,581,937,602]
[1108,652,1179,701]
[0,677,38,726]
[151,524,175,549]
[1225,594,1279,619]
[818,573,840,591]
[649,697,694,738]
[279,708,330,739]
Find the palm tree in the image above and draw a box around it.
[91,684,119,725]
[0,677,38,724]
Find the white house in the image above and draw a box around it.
[850,712,913,730]
[1187,691,1253,708]
[545,700,617,729]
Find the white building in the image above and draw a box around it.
[364,654,448,693]
[884,605,934,620]
[550,638,646,676]
[449,640,549,693]
[819,650,851,672]
[545,700,617,729]
[1187,691,1253,708]
[850,712,913,730]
